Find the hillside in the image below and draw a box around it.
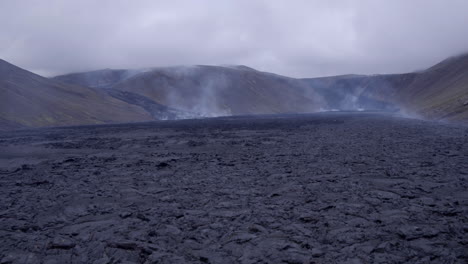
[302,53,468,121]
[54,54,468,123]
[302,74,416,111]
[2,53,466,131]
[54,69,143,88]
[55,65,322,117]
[401,54,468,121]
[55,54,468,122]
[0,59,152,130]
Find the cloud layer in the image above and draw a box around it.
[1,0,468,77]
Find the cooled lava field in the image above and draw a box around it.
[0,112,467,264]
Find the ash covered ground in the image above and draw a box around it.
[0,112,467,264]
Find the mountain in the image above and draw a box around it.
[2,53,467,130]
[0,59,152,130]
[55,65,322,117]
[399,54,468,121]
[302,73,416,111]
[53,68,144,88]
[55,54,468,123]
[302,53,468,121]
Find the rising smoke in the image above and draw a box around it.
[162,66,232,118]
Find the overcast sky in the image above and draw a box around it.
[1,0,468,78]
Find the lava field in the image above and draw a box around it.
[0,112,467,263]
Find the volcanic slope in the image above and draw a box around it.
[401,53,468,121]
[301,73,416,111]
[0,112,466,263]
[0,59,152,130]
[302,53,468,121]
[55,65,322,117]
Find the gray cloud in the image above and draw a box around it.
[1,0,467,77]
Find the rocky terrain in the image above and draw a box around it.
[0,112,467,263]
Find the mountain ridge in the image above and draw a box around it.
[1,53,467,130]
[301,53,468,121]
[55,64,323,117]
[0,59,153,130]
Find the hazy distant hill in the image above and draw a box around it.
[55,65,322,117]
[112,65,324,116]
[1,53,467,130]
[0,59,152,130]
[54,68,143,88]
[58,54,468,124]
[302,53,468,121]
[302,74,415,111]
[51,53,468,123]
[400,54,468,121]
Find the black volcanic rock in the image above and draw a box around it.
[0,112,466,263]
